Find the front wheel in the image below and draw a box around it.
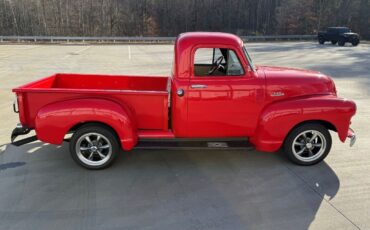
[351,39,360,46]
[70,124,119,169]
[283,123,332,166]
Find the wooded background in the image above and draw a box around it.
[0,0,369,39]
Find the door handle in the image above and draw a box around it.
[191,84,208,89]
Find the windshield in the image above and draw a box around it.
[342,28,350,33]
[243,46,256,72]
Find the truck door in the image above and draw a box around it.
[328,28,335,41]
[186,47,263,138]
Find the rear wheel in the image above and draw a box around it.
[70,124,119,169]
[283,123,332,166]
[318,37,325,44]
[331,40,337,45]
[338,39,345,46]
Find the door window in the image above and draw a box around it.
[194,48,244,76]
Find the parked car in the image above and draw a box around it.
[318,27,360,46]
[11,32,356,169]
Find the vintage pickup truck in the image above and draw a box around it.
[11,32,356,169]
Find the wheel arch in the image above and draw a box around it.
[282,120,336,145]
[251,117,338,153]
[35,98,138,150]
[287,120,337,134]
[68,121,121,147]
[249,96,355,152]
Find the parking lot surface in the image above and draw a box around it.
[0,42,369,230]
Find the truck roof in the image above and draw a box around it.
[327,27,349,30]
[176,32,243,47]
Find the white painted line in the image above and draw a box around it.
[128,45,131,60]
[0,144,7,154]
[27,146,42,154]
[75,46,91,54]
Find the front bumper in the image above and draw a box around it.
[347,128,356,147]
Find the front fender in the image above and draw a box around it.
[35,98,137,150]
[250,95,356,152]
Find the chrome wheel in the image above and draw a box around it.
[292,130,327,163]
[76,132,112,167]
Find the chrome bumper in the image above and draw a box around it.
[347,128,356,147]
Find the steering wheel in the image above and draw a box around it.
[208,56,224,75]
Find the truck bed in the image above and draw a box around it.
[13,73,170,131]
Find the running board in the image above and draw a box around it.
[134,140,253,150]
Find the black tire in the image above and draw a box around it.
[331,40,337,45]
[318,37,325,44]
[338,39,345,46]
[351,39,359,46]
[70,124,119,169]
[283,123,332,166]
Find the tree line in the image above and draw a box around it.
[0,0,369,39]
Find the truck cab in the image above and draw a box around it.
[12,32,357,169]
[170,33,265,139]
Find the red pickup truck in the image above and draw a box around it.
[11,32,356,169]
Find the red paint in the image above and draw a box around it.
[13,32,356,152]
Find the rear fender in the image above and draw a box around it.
[250,96,356,152]
[35,98,137,150]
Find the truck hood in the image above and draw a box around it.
[258,65,336,100]
[342,32,359,37]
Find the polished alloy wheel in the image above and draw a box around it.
[291,130,327,162]
[76,132,112,167]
